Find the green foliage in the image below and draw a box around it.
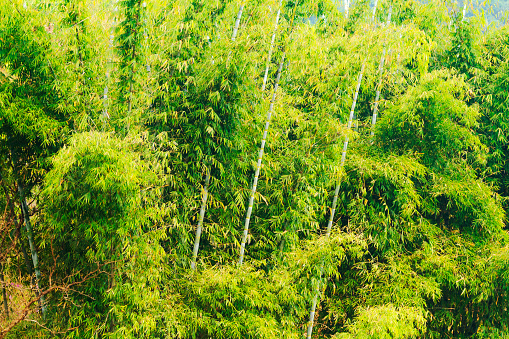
[42,131,168,338]
[1,0,509,338]
[334,305,427,338]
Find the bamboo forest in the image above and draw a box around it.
[2,0,509,337]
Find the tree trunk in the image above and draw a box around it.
[17,181,47,318]
[239,53,285,265]
[261,0,282,91]
[190,168,211,271]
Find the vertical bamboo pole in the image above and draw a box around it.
[327,61,365,234]
[306,1,381,335]
[370,7,392,137]
[462,0,469,20]
[0,175,33,277]
[371,0,378,23]
[190,2,248,270]
[262,0,283,91]
[102,2,118,126]
[143,2,150,73]
[126,0,144,121]
[17,182,46,318]
[306,61,366,339]
[190,168,210,270]
[239,54,285,265]
[232,3,245,41]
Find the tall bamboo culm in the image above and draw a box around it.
[190,168,211,270]
[102,1,118,126]
[462,0,469,20]
[261,0,283,91]
[305,62,366,339]
[306,1,381,335]
[18,182,47,318]
[370,7,392,137]
[232,3,245,41]
[190,4,247,270]
[239,54,285,266]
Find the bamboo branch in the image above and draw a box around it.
[0,265,106,339]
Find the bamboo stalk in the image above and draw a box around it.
[17,181,47,318]
[239,53,285,266]
[326,62,365,236]
[190,168,211,270]
[261,0,282,91]
[462,0,468,20]
[305,291,319,338]
[305,2,381,332]
[305,60,366,339]
[190,3,249,270]
[232,3,245,41]
[102,6,116,125]
[0,175,33,277]
[143,2,150,73]
[371,0,378,23]
[370,7,392,137]
[126,0,143,119]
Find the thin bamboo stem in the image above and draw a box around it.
[325,61,365,236]
[462,0,469,20]
[190,168,211,271]
[239,53,285,266]
[305,291,319,338]
[371,0,378,23]
[0,175,33,277]
[262,0,282,91]
[232,4,245,41]
[370,7,392,137]
[306,12,375,331]
[190,2,248,270]
[17,181,47,318]
[306,60,366,339]
[102,7,116,126]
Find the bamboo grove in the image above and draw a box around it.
[1,0,509,338]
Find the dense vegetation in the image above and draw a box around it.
[0,0,508,338]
